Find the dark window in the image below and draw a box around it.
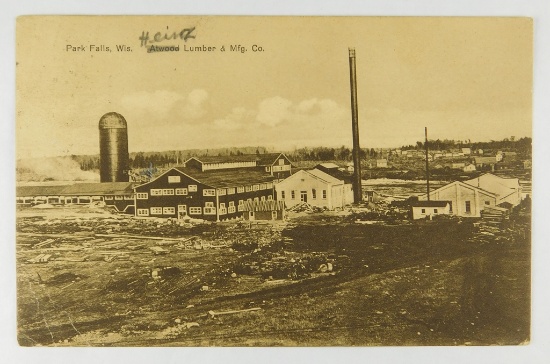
[465,201,471,213]
[421,209,426,213]
[434,209,438,213]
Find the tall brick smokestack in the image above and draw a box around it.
[349,48,362,203]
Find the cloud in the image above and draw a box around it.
[256,96,293,127]
[122,94,353,152]
[198,96,352,150]
[120,89,209,121]
[214,118,241,131]
[213,107,251,130]
[180,89,209,119]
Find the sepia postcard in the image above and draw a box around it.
[15,16,532,347]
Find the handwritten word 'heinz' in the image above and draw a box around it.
[139,27,196,47]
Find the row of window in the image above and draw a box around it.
[135,195,273,217]
[280,189,327,200]
[104,195,134,201]
[137,207,176,216]
[137,206,213,216]
[137,185,275,200]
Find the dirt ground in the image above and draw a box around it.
[16,204,530,346]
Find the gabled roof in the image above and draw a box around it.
[422,181,497,199]
[314,165,354,184]
[498,201,514,209]
[316,162,340,170]
[256,153,290,166]
[307,169,344,184]
[184,152,292,167]
[277,169,344,186]
[242,200,285,211]
[173,167,275,188]
[60,182,136,195]
[465,173,519,189]
[16,182,136,197]
[410,200,450,207]
[16,185,67,196]
[185,155,257,164]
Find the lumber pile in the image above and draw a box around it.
[481,206,510,224]
[287,202,325,213]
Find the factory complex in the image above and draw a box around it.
[15,51,528,223]
[133,154,291,222]
[15,109,309,221]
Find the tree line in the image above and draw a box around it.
[71,137,531,172]
[402,137,532,155]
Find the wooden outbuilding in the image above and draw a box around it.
[242,200,285,221]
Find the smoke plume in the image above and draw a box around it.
[17,157,100,182]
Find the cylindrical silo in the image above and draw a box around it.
[99,112,129,182]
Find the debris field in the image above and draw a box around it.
[16,204,530,346]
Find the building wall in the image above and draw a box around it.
[203,161,257,171]
[184,158,204,171]
[134,169,275,221]
[275,171,347,210]
[217,185,274,221]
[364,190,380,203]
[16,193,135,213]
[135,171,217,220]
[424,183,496,217]
[266,155,292,180]
[243,210,283,221]
[412,205,450,220]
[99,195,135,212]
[343,184,354,205]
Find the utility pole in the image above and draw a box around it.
[349,48,362,204]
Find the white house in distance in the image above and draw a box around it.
[463,163,477,173]
[464,173,522,206]
[420,181,498,217]
[376,159,388,168]
[275,169,353,210]
[410,201,451,220]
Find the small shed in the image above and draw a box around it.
[410,200,451,220]
[242,200,285,221]
[364,190,381,203]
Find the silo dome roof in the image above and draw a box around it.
[99,112,127,129]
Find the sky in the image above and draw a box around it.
[16,16,532,159]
